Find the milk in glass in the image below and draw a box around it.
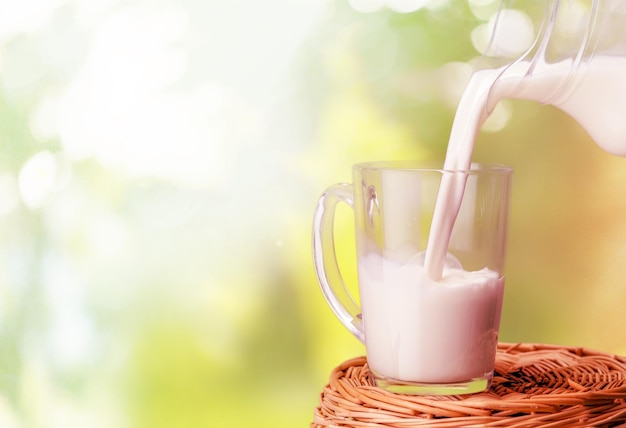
[360,253,504,382]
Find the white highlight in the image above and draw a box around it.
[472,9,535,57]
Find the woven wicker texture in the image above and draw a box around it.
[312,343,626,427]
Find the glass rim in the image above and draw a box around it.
[353,161,513,174]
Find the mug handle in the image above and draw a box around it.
[312,183,364,343]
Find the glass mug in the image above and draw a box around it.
[313,162,513,395]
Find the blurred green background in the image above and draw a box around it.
[0,0,625,426]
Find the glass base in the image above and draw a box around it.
[371,370,491,395]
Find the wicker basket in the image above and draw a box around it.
[312,343,626,427]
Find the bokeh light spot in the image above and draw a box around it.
[472,9,534,58]
[18,151,67,210]
[348,0,386,13]
[386,0,430,13]
[482,99,511,132]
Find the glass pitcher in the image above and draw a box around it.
[479,0,626,156]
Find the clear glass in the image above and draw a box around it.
[313,162,513,395]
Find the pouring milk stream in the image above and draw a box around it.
[424,0,626,281]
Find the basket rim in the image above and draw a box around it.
[312,342,626,428]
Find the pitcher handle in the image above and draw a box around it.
[312,183,364,343]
